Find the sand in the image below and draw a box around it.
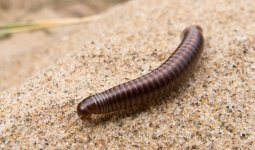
[0,0,126,91]
[0,0,255,149]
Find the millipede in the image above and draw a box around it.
[77,25,204,121]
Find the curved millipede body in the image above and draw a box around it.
[77,25,204,120]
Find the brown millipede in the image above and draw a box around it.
[77,25,204,121]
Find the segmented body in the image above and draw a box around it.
[77,25,204,120]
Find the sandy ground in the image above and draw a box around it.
[0,0,126,91]
[0,0,255,149]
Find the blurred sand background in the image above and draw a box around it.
[0,0,255,149]
[0,0,127,91]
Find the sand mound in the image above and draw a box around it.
[0,0,254,149]
[0,0,126,91]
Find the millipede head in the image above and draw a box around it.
[77,100,93,121]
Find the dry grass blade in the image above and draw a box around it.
[0,14,100,36]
